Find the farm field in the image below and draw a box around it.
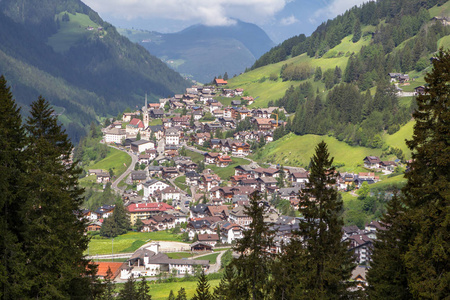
[194,253,220,264]
[85,147,131,177]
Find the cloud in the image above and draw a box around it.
[310,0,368,23]
[280,15,299,26]
[82,0,288,26]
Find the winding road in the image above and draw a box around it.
[105,144,138,193]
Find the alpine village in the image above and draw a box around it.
[0,0,449,299]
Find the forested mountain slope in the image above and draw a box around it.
[0,0,190,141]
[226,0,450,151]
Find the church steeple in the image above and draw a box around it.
[143,93,149,128]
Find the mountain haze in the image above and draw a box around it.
[120,20,275,83]
[0,0,190,141]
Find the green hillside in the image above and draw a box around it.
[383,120,415,159]
[252,133,382,171]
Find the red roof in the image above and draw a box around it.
[129,118,144,128]
[127,202,173,213]
[214,78,228,84]
[94,262,123,279]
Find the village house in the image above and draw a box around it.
[131,140,155,153]
[231,141,250,156]
[214,78,227,86]
[165,127,180,145]
[161,186,181,202]
[126,118,145,136]
[380,161,397,172]
[193,132,211,145]
[216,155,232,167]
[198,233,220,247]
[140,179,170,199]
[131,170,147,183]
[93,205,115,219]
[201,174,221,191]
[185,171,201,186]
[220,222,244,244]
[291,172,309,183]
[254,118,274,131]
[122,112,138,122]
[257,177,278,192]
[146,214,177,231]
[345,234,374,264]
[103,128,126,144]
[162,167,179,179]
[204,152,220,164]
[126,202,174,225]
[149,125,164,140]
[229,206,252,227]
[363,156,382,169]
[150,109,164,119]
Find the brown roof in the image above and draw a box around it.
[198,233,220,241]
[94,262,123,279]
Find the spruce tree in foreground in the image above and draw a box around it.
[192,270,213,300]
[295,141,355,298]
[401,49,450,298]
[22,96,99,298]
[230,192,274,299]
[175,287,187,300]
[0,75,28,298]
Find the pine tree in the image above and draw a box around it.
[167,290,175,300]
[22,96,99,298]
[137,277,152,300]
[401,49,450,298]
[0,75,28,298]
[367,194,412,299]
[231,192,274,299]
[99,267,117,300]
[295,141,355,298]
[175,287,187,300]
[352,19,362,43]
[118,276,138,300]
[192,270,213,300]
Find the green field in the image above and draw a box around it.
[47,12,101,53]
[141,279,220,300]
[368,174,407,190]
[194,253,220,264]
[383,120,414,159]
[225,31,372,108]
[86,147,132,178]
[87,231,185,255]
[252,133,381,172]
[167,252,195,259]
[209,157,251,180]
[174,176,191,195]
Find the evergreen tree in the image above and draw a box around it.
[118,277,138,300]
[352,19,362,42]
[230,192,274,299]
[223,72,229,80]
[401,49,450,298]
[0,75,28,298]
[192,270,213,300]
[167,290,175,300]
[99,267,117,300]
[136,131,141,141]
[367,194,412,299]
[295,141,355,298]
[22,96,99,298]
[175,287,187,300]
[137,277,152,300]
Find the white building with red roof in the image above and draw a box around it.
[126,202,174,225]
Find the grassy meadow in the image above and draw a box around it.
[86,147,131,177]
[383,120,415,159]
[47,12,101,53]
[87,231,185,256]
[194,253,220,264]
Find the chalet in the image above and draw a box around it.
[87,221,102,232]
[162,167,179,179]
[146,149,158,160]
[238,179,258,189]
[138,154,151,165]
[206,205,229,219]
[235,88,244,96]
[230,174,248,186]
[201,174,221,191]
[126,202,174,225]
[131,140,155,153]
[147,166,162,177]
[216,155,232,167]
[231,100,241,106]
[214,78,228,86]
[278,186,302,201]
[198,233,220,247]
[229,206,252,227]
[193,132,211,145]
[123,112,138,122]
[204,152,220,164]
[414,85,426,95]
[131,171,147,183]
[149,125,164,140]
[363,156,381,169]
[218,117,236,129]
[234,165,255,177]
[380,161,397,172]
[123,137,137,147]
[190,204,209,219]
[190,241,213,252]
[221,222,243,244]
[257,177,278,192]
[241,96,254,105]
[254,118,273,131]
[253,167,279,178]
[212,109,224,118]
[104,128,126,144]
[203,123,223,133]
[231,141,250,156]
[148,214,176,231]
[193,110,203,120]
[94,205,115,219]
[94,262,123,280]
[345,234,373,264]
[291,172,309,183]
[150,109,164,119]
[185,171,201,186]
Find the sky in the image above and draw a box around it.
[82,0,369,43]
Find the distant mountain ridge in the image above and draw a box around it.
[0,0,190,141]
[120,20,275,83]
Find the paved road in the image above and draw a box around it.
[206,250,226,274]
[106,144,138,193]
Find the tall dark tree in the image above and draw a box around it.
[175,287,187,300]
[230,192,274,299]
[118,277,138,300]
[367,194,412,299]
[352,19,362,42]
[401,49,450,298]
[137,277,152,300]
[98,267,117,300]
[295,141,355,298]
[0,75,28,298]
[192,270,213,300]
[21,96,99,298]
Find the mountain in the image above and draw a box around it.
[0,0,190,142]
[119,20,275,83]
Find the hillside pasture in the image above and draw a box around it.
[86,147,131,178]
[383,120,415,159]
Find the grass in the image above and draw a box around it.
[140,279,220,300]
[149,119,163,126]
[368,174,407,190]
[438,35,450,50]
[429,1,450,18]
[87,231,185,255]
[185,149,205,164]
[86,147,132,178]
[174,176,191,195]
[208,157,251,180]
[47,12,101,53]
[194,253,220,264]
[383,120,414,159]
[225,31,371,108]
[252,133,381,172]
